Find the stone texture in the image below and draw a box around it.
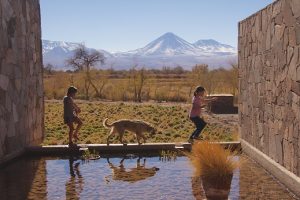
[239,0,300,177]
[0,0,43,163]
[291,0,300,18]
[0,74,9,91]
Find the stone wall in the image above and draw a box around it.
[0,0,43,163]
[239,0,300,176]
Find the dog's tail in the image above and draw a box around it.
[103,118,113,128]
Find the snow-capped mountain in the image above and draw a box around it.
[42,32,237,70]
[116,32,235,57]
[193,39,236,55]
[42,40,79,54]
[42,40,112,69]
[126,32,198,56]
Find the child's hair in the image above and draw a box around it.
[194,86,205,96]
[67,86,78,95]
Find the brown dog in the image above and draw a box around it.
[103,118,156,145]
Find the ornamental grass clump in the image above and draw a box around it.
[188,141,239,188]
[81,149,100,161]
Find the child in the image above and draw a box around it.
[63,86,83,147]
[188,86,216,143]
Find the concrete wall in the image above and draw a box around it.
[239,0,300,176]
[0,0,43,163]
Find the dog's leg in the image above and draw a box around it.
[137,157,141,167]
[140,133,147,144]
[136,133,142,145]
[120,157,125,165]
[134,134,138,144]
[107,127,116,146]
[119,129,125,144]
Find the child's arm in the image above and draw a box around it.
[73,102,81,113]
[201,97,217,106]
[70,98,81,113]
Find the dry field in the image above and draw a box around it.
[43,100,238,145]
[43,66,238,102]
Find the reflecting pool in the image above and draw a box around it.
[0,154,298,200]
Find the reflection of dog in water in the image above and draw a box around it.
[103,118,156,145]
[106,157,159,183]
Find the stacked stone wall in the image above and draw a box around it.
[239,0,300,176]
[0,0,43,162]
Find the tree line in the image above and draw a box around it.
[43,45,238,102]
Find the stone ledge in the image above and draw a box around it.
[25,142,241,156]
[0,149,25,166]
[182,141,241,151]
[26,143,177,155]
[241,139,300,197]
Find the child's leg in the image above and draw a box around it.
[67,123,75,144]
[73,117,83,141]
[193,117,206,138]
[189,117,206,139]
[189,117,199,139]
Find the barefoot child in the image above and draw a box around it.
[188,86,216,142]
[63,86,83,147]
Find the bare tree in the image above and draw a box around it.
[137,68,146,102]
[84,78,91,99]
[227,62,238,95]
[204,69,216,95]
[129,67,147,102]
[173,66,185,74]
[93,69,109,98]
[187,64,209,98]
[67,44,105,99]
[44,63,54,75]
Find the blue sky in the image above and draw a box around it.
[40,0,274,52]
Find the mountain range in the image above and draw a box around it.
[42,32,237,70]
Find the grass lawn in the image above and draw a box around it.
[43,100,238,145]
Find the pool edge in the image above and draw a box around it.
[24,142,241,155]
[241,139,300,198]
[0,149,25,167]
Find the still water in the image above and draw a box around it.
[0,154,298,200]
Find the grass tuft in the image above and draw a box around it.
[81,149,100,160]
[187,141,239,187]
[159,150,178,162]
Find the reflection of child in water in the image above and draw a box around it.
[63,86,83,147]
[66,156,84,200]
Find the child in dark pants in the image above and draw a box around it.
[63,86,83,147]
[188,86,216,142]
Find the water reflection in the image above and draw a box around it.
[0,155,297,199]
[65,156,84,200]
[191,176,206,200]
[106,157,159,183]
[0,157,47,200]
